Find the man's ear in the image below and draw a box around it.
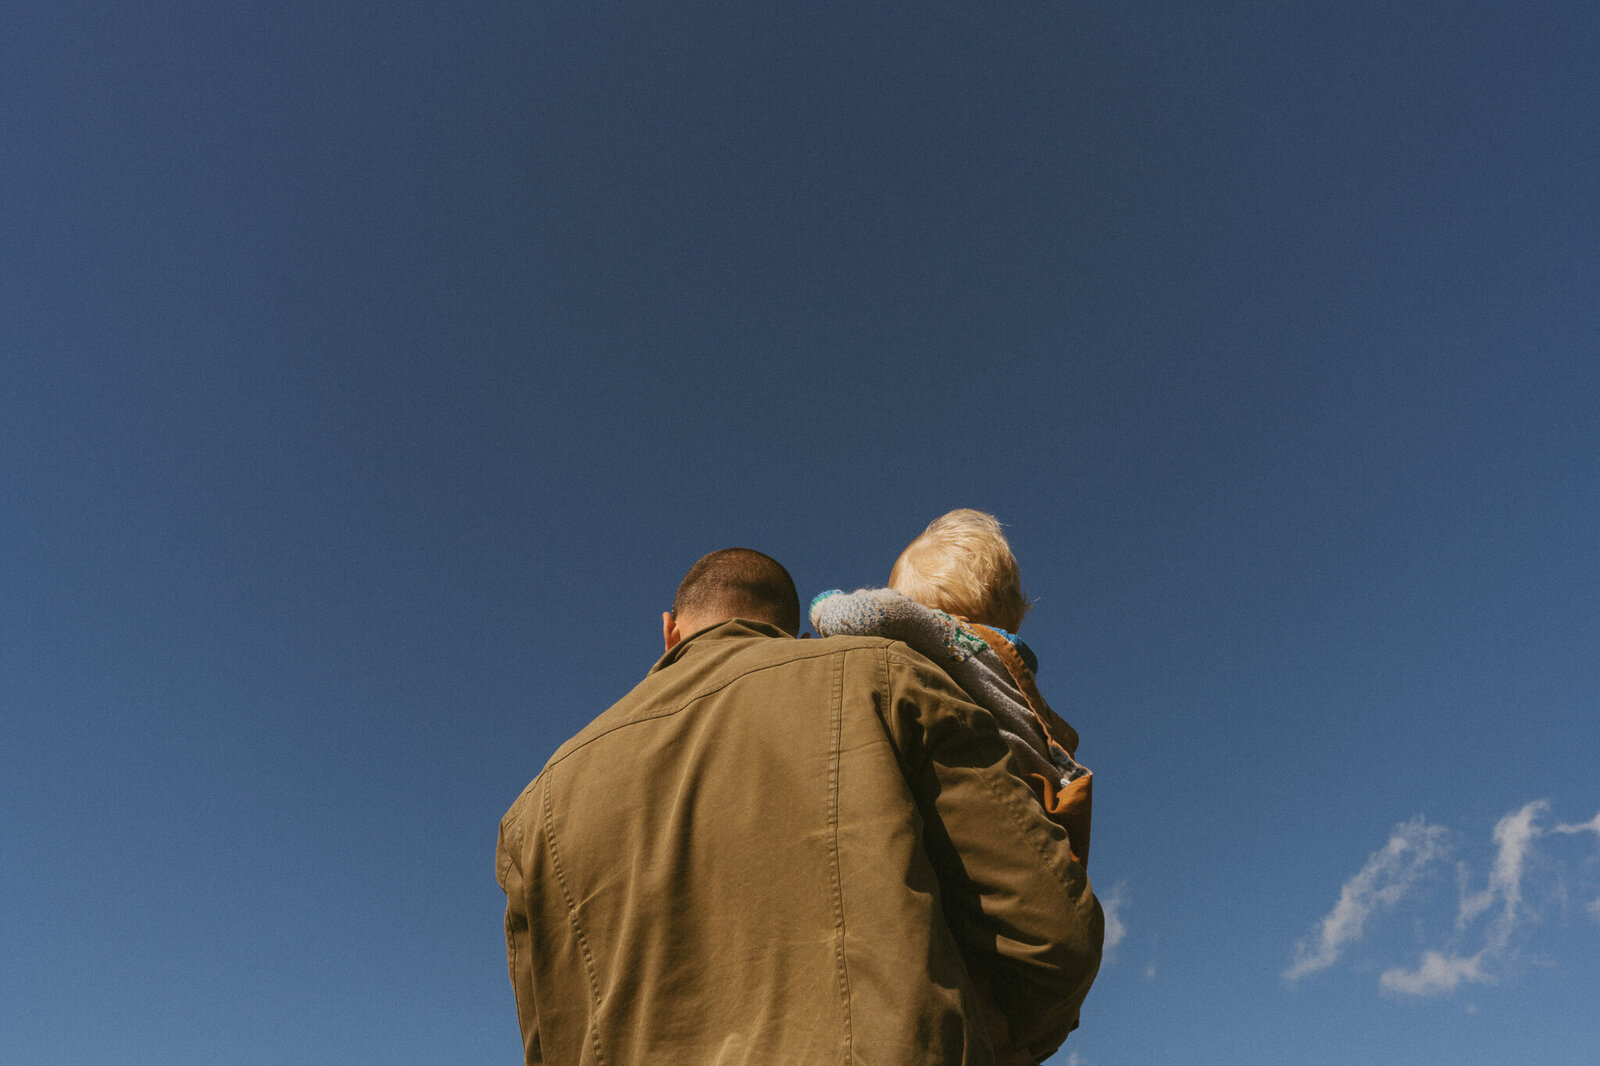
[663,611,683,651]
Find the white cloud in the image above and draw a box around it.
[1456,800,1544,942]
[1062,1053,1088,1066]
[1099,884,1127,961]
[1380,950,1486,996]
[1283,816,1448,983]
[1290,799,1600,998]
[1381,800,1546,998]
[1552,811,1600,922]
[1551,811,1600,837]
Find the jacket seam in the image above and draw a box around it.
[979,760,1074,890]
[499,821,532,1054]
[541,772,608,1065]
[825,648,853,1062]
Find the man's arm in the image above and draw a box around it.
[888,648,1103,1062]
[496,810,543,1065]
[815,590,1072,793]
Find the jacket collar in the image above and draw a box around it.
[649,617,793,674]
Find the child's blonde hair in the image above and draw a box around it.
[889,509,1030,632]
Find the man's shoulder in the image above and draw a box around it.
[729,632,958,682]
[549,633,927,763]
[498,632,970,834]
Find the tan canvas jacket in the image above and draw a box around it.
[497,620,1102,1065]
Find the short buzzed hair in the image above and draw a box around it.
[672,548,800,636]
[889,509,1030,632]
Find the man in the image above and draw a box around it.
[497,548,1101,1065]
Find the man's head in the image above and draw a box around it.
[663,547,800,649]
[889,509,1030,632]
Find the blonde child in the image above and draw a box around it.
[812,511,1097,1063]
[810,509,1091,863]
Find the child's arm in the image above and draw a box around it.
[810,588,988,666]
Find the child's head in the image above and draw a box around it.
[889,509,1030,632]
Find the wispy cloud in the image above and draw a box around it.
[1551,810,1600,837]
[1292,799,1600,998]
[1100,883,1127,962]
[1456,801,1544,945]
[1379,801,1547,997]
[1283,816,1448,982]
[1551,810,1600,919]
[1379,950,1485,996]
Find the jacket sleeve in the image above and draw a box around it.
[887,647,1103,1062]
[497,811,544,1065]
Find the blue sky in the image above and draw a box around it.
[4,2,1598,1063]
